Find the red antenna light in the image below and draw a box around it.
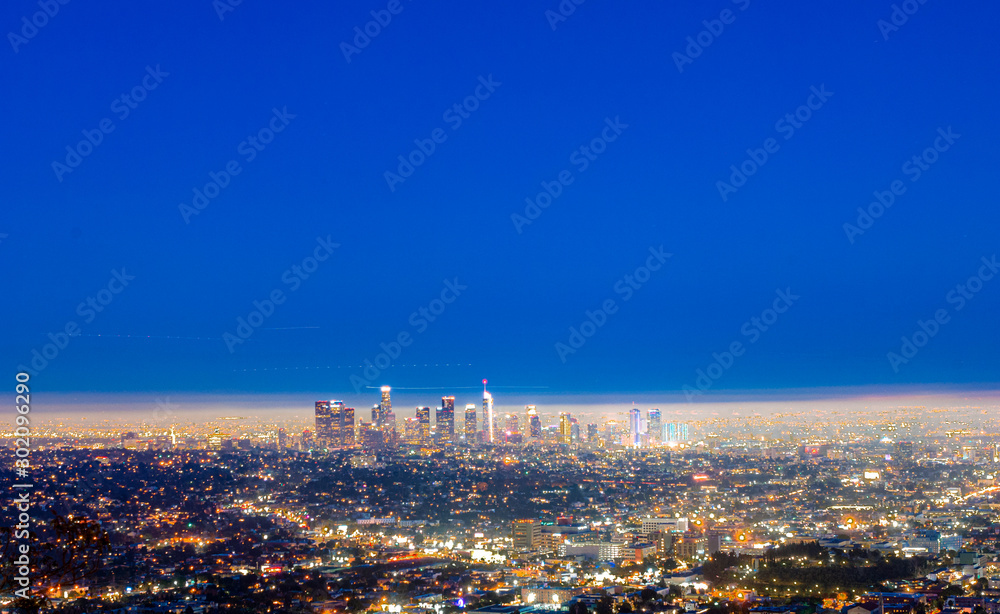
[482,379,487,385]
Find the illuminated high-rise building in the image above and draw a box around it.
[667,423,690,443]
[416,407,431,444]
[438,396,455,443]
[586,423,598,443]
[345,406,356,445]
[331,401,346,445]
[648,408,662,446]
[361,424,389,454]
[379,386,392,424]
[207,428,227,450]
[505,413,520,436]
[570,418,580,442]
[464,404,477,443]
[384,409,397,436]
[483,387,495,443]
[604,420,619,445]
[404,417,421,445]
[526,405,542,440]
[315,401,334,447]
[628,408,642,447]
[559,412,571,445]
[502,414,523,445]
[314,401,355,448]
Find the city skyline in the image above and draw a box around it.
[22,384,1000,453]
[21,384,1000,422]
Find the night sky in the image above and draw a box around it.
[3,0,999,401]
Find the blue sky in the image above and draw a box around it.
[2,0,999,400]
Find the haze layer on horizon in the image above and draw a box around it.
[26,386,1000,426]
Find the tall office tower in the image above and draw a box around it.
[604,420,618,444]
[434,406,444,443]
[438,396,456,443]
[380,386,392,423]
[416,407,431,444]
[667,422,678,443]
[371,405,379,425]
[648,408,662,445]
[483,389,495,443]
[464,404,477,443]
[628,408,642,447]
[330,401,346,445]
[681,423,689,441]
[362,425,388,454]
[315,401,334,447]
[277,428,287,450]
[385,410,397,435]
[559,412,571,445]
[505,413,520,436]
[404,418,421,445]
[526,405,542,439]
[586,423,598,443]
[342,406,356,446]
[570,418,580,442]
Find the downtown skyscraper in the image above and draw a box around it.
[504,413,520,443]
[648,408,662,445]
[482,388,494,443]
[315,401,333,446]
[416,406,431,444]
[437,396,455,444]
[379,386,392,425]
[559,412,571,445]
[315,400,355,448]
[464,404,477,444]
[526,405,541,440]
[628,407,642,447]
[334,402,356,446]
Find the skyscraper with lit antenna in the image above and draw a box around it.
[379,386,391,424]
[482,379,494,443]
